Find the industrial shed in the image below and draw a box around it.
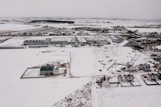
[23,40,46,46]
[85,37,110,46]
[40,65,54,76]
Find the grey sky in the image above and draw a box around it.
[0,0,161,19]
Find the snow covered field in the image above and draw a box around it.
[0,47,93,107]
[93,85,161,107]
[127,27,161,33]
[0,23,40,31]
[0,40,160,107]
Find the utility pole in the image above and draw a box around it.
[68,52,74,78]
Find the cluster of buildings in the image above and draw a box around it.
[95,61,161,88]
[23,36,110,47]
[73,27,110,33]
[142,73,161,85]
[95,74,141,88]
[121,63,152,73]
[21,62,69,79]
[73,26,128,34]
[124,32,161,47]
[0,27,79,37]
[95,72,161,88]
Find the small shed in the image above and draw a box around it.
[40,65,54,76]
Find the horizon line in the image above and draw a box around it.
[0,16,161,21]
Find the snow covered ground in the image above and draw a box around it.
[156,45,161,50]
[0,23,40,31]
[1,38,160,107]
[0,36,57,47]
[0,18,161,107]
[53,82,92,107]
[92,85,161,107]
[94,46,151,75]
[0,47,93,107]
[127,27,161,33]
